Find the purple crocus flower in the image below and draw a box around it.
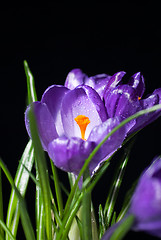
[102,157,161,239]
[25,70,127,175]
[25,69,161,175]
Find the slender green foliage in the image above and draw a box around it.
[117,181,137,222]
[0,169,4,238]
[50,159,63,218]
[99,204,107,239]
[24,60,44,240]
[6,140,34,239]
[104,139,135,225]
[0,158,35,240]
[28,109,52,240]
[0,220,16,240]
[110,215,135,240]
[24,60,37,103]
[82,169,92,240]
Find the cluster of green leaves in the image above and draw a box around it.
[0,61,161,240]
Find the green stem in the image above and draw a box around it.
[50,159,63,218]
[82,168,92,240]
[36,163,44,240]
[61,193,83,240]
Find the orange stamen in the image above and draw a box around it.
[74,115,90,140]
[138,96,141,100]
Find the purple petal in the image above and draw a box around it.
[105,85,140,118]
[105,85,140,132]
[88,117,127,171]
[103,71,126,101]
[41,85,69,136]
[48,136,96,174]
[129,157,161,237]
[25,102,58,150]
[64,69,88,90]
[61,86,107,139]
[129,93,161,134]
[85,73,111,99]
[133,220,161,238]
[128,72,145,98]
[81,85,107,122]
[130,177,161,220]
[153,88,161,102]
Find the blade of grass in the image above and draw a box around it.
[24,60,37,103]
[6,140,34,239]
[117,181,137,222]
[0,220,16,240]
[68,172,76,188]
[50,159,63,218]
[28,108,52,240]
[22,163,40,187]
[104,139,135,225]
[110,214,134,240]
[82,169,92,240]
[98,204,107,239]
[0,158,35,240]
[59,193,83,240]
[37,203,45,240]
[0,169,4,238]
[85,157,111,194]
[24,60,45,240]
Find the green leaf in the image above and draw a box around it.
[86,157,111,194]
[99,204,107,239]
[6,140,34,239]
[110,214,134,240]
[68,207,83,240]
[82,168,92,240]
[37,203,45,240]
[68,172,76,188]
[24,60,37,103]
[59,193,83,240]
[24,60,46,240]
[0,220,16,240]
[21,163,40,187]
[0,169,4,238]
[104,139,135,225]
[0,158,35,240]
[28,108,52,240]
[111,212,116,226]
[50,159,63,218]
[117,181,137,222]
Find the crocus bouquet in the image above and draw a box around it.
[1,61,161,240]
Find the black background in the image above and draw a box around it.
[0,3,161,239]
